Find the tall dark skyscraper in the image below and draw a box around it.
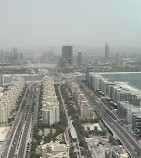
[105,42,109,60]
[62,46,73,65]
[77,51,82,67]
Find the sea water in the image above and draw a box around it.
[102,73,141,91]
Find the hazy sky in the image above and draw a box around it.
[0,0,141,47]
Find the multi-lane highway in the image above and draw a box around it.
[2,84,30,158]
[6,84,36,158]
[7,112,27,158]
[17,113,32,158]
[27,84,41,158]
[79,82,141,158]
[17,85,36,158]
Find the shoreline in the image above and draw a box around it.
[99,74,141,97]
[120,82,141,97]
[99,72,141,74]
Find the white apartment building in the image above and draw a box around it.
[88,72,141,107]
[126,106,141,125]
[0,77,24,123]
[42,76,59,126]
[42,104,59,125]
[88,73,141,127]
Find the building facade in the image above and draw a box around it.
[88,72,141,133]
[62,46,73,66]
[67,80,94,119]
[0,77,24,123]
[77,51,82,68]
[132,113,141,136]
[42,76,59,125]
[41,141,69,158]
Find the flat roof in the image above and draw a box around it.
[0,127,9,142]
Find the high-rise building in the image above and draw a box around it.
[77,51,82,68]
[0,51,4,62]
[86,65,93,84]
[0,49,23,65]
[42,76,60,125]
[115,52,121,67]
[105,42,109,60]
[13,48,18,61]
[62,46,73,65]
[0,77,24,124]
[132,113,141,136]
[18,53,23,64]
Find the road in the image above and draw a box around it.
[79,82,141,158]
[6,84,35,158]
[17,114,32,158]
[17,85,36,158]
[27,84,41,158]
[1,84,30,158]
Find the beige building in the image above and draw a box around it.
[115,52,121,67]
[41,141,69,158]
[67,80,94,119]
[80,104,93,119]
[105,146,128,158]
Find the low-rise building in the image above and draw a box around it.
[41,141,69,158]
[68,123,77,143]
[105,145,128,158]
[83,123,102,131]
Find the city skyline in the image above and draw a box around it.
[0,1,141,157]
[0,0,141,47]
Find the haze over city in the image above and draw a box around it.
[1,1,141,158]
[0,0,141,47]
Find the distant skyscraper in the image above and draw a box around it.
[105,42,109,60]
[115,52,121,67]
[62,46,73,65]
[13,48,18,61]
[77,51,82,67]
[18,53,23,64]
[13,48,17,54]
